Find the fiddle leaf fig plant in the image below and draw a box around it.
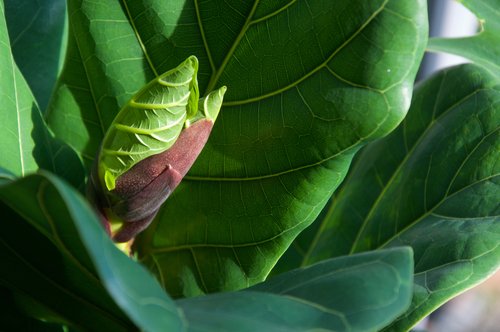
[0,0,498,331]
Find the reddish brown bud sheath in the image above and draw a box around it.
[91,119,214,242]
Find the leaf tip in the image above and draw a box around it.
[104,170,116,191]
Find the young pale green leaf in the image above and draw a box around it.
[187,85,227,126]
[98,56,199,191]
[278,64,500,331]
[177,247,413,332]
[427,0,500,75]
[4,0,67,111]
[0,173,132,331]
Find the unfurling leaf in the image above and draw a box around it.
[88,56,226,243]
[98,56,199,192]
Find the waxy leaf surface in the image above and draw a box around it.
[278,64,500,331]
[0,1,84,187]
[0,173,132,331]
[178,247,413,332]
[138,0,428,297]
[1,172,413,332]
[48,0,428,296]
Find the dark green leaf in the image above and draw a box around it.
[48,0,427,296]
[427,0,500,75]
[0,287,66,332]
[4,0,67,111]
[178,247,414,332]
[0,173,132,331]
[280,64,500,330]
[37,173,185,332]
[34,170,413,332]
[138,0,428,297]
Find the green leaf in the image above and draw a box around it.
[0,2,84,187]
[280,64,500,330]
[251,247,414,332]
[47,0,158,168]
[98,56,199,191]
[178,247,414,332]
[0,1,41,177]
[136,0,428,297]
[427,0,500,75]
[12,173,412,331]
[48,0,427,296]
[51,173,185,331]
[4,0,67,111]
[0,173,132,331]
[189,85,227,125]
[0,166,15,185]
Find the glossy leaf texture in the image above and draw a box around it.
[47,0,428,296]
[0,172,413,331]
[178,247,413,332]
[427,0,500,75]
[0,1,84,187]
[0,172,133,331]
[73,191,414,332]
[4,0,67,111]
[99,56,198,191]
[51,173,185,331]
[138,0,428,297]
[278,64,500,331]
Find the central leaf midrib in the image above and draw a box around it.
[204,0,261,94]
[120,0,158,77]
[148,203,316,254]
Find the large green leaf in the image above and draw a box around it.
[0,2,84,187]
[178,247,414,332]
[278,64,500,330]
[1,172,413,331]
[50,173,185,331]
[139,0,428,297]
[0,0,41,177]
[427,0,500,75]
[4,0,67,111]
[46,0,157,168]
[48,0,428,296]
[0,173,132,331]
